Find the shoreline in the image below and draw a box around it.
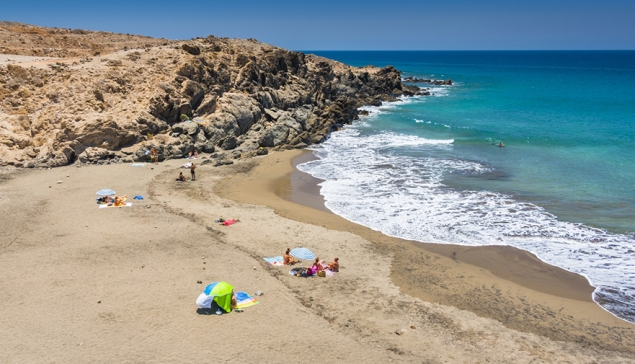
[287,151,595,302]
[215,149,635,352]
[2,154,635,362]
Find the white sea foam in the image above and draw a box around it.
[359,96,426,119]
[300,121,635,323]
[429,86,450,97]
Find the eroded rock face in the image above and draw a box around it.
[0,25,421,168]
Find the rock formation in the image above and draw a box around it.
[402,76,453,86]
[0,22,425,168]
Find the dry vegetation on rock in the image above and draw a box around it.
[0,22,421,168]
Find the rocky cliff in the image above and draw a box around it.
[0,22,421,167]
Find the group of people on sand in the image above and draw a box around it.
[283,248,339,277]
[96,195,127,207]
[187,149,199,159]
[176,162,196,182]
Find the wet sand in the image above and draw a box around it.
[216,149,635,353]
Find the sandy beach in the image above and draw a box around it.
[1,152,634,363]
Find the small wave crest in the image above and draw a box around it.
[300,123,635,323]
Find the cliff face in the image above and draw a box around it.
[0,23,419,167]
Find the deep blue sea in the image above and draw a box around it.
[298,51,635,323]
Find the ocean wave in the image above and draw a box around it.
[300,122,635,323]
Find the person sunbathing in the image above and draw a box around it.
[113,195,127,207]
[176,172,186,182]
[283,248,298,265]
[327,257,339,272]
[231,292,237,310]
[309,258,324,275]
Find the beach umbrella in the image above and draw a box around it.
[196,281,234,312]
[289,247,316,261]
[96,189,116,196]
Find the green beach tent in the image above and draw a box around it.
[196,281,234,313]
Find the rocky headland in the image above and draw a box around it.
[0,22,423,168]
[402,76,453,86]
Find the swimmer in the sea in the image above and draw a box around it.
[497,142,505,147]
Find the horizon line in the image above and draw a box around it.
[298,49,635,52]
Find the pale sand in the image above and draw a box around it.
[0,152,634,363]
[0,54,60,67]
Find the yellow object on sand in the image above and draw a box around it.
[114,196,127,207]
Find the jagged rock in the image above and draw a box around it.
[137,112,169,135]
[259,124,289,147]
[0,24,413,168]
[78,147,109,163]
[182,80,205,109]
[264,108,283,121]
[181,44,201,55]
[171,121,199,136]
[220,136,237,150]
[196,94,217,114]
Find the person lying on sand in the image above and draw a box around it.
[176,172,186,182]
[283,248,298,265]
[113,196,127,207]
[327,257,339,272]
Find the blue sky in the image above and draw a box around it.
[2,0,634,50]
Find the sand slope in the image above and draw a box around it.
[1,155,634,363]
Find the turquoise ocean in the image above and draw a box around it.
[298,51,635,323]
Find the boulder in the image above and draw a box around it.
[220,136,237,150]
[196,94,217,115]
[137,111,169,135]
[259,124,289,147]
[215,93,261,134]
[263,108,283,121]
[182,80,205,109]
[78,147,109,163]
[181,44,201,55]
[171,121,199,136]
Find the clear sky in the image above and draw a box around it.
[2,0,634,50]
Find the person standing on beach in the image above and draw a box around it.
[151,148,159,165]
[190,162,196,181]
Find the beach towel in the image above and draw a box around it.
[288,267,335,277]
[98,203,132,209]
[223,219,237,226]
[131,163,146,167]
[263,256,284,266]
[289,267,310,277]
[234,291,259,309]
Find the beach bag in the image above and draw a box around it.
[317,270,326,278]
